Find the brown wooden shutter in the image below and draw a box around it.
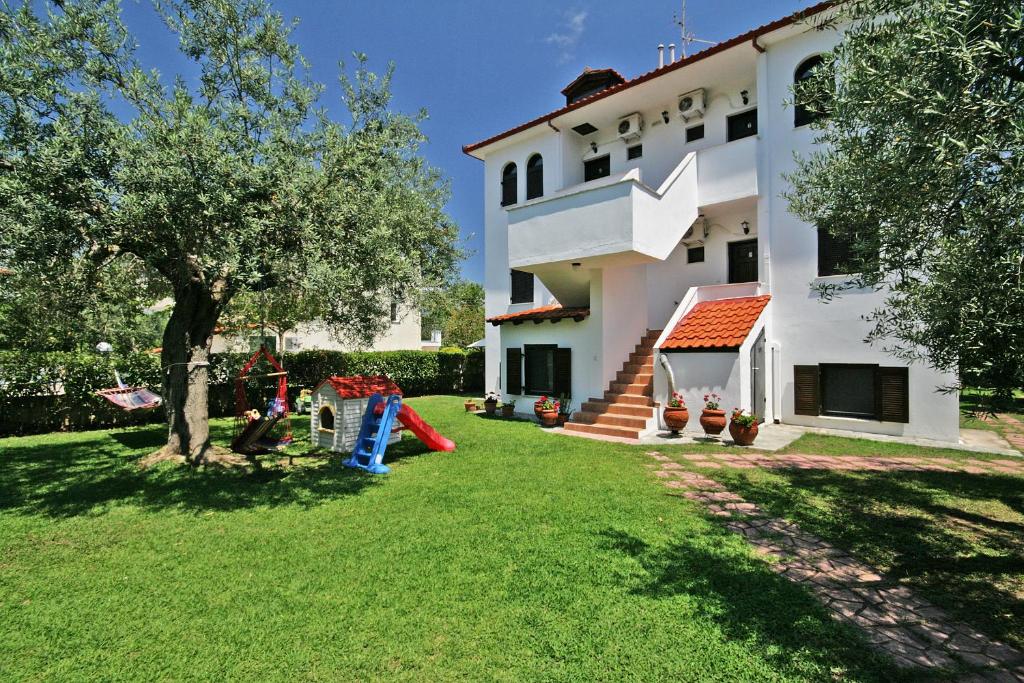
[794,365,820,415]
[553,348,572,398]
[506,347,522,395]
[876,366,909,423]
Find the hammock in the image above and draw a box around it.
[96,369,163,411]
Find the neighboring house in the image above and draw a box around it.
[465,3,959,442]
[211,303,424,354]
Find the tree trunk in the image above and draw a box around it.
[161,282,222,465]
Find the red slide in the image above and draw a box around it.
[396,404,456,452]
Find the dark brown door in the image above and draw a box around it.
[728,239,758,283]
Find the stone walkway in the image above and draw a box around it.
[647,452,1024,679]
[996,414,1024,453]
[672,450,1024,476]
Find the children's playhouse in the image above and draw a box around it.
[311,375,454,474]
[311,376,404,452]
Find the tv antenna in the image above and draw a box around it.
[673,0,717,58]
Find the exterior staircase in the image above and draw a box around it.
[563,329,662,440]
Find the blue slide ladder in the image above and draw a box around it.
[344,392,402,474]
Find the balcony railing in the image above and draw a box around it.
[696,136,758,207]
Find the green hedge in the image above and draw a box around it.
[0,348,483,435]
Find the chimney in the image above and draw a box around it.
[657,43,664,68]
[669,43,676,63]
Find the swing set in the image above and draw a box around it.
[229,345,293,454]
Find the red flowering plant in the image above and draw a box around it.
[731,408,758,427]
[703,393,721,410]
[534,395,559,411]
[667,391,685,408]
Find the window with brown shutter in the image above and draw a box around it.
[817,227,854,277]
[793,365,820,415]
[526,154,543,200]
[506,347,522,395]
[876,366,909,423]
[553,348,572,398]
[510,269,534,305]
[501,163,517,206]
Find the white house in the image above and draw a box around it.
[465,4,959,442]
[211,303,427,354]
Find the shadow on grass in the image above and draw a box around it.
[0,420,435,518]
[717,468,1024,650]
[598,524,906,681]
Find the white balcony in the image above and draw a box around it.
[507,153,700,272]
[696,136,758,207]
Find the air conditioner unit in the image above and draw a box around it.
[616,113,644,141]
[677,88,706,121]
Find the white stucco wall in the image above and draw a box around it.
[476,14,960,442]
[759,25,959,441]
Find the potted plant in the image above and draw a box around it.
[483,392,499,415]
[557,397,573,426]
[699,393,727,436]
[663,391,689,434]
[729,408,759,446]
[535,396,560,427]
[501,400,516,418]
[464,398,477,412]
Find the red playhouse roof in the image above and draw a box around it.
[660,295,771,351]
[314,375,403,399]
[486,304,590,326]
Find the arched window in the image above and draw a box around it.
[318,405,335,432]
[794,55,827,127]
[501,162,517,207]
[526,154,543,200]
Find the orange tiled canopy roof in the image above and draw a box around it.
[487,304,590,326]
[660,295,770,351]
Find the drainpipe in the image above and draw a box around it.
[658,352,676,396]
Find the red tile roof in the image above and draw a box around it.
[660,295,770,351]
[486,304,590,326]
[315,375,403,399]
[560,67,627,96]
[463,1,834,156]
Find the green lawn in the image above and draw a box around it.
[694,465,1024,652]
[0,396,906,682]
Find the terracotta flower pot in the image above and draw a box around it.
[699,409,727,436]
[484,399,498,415]
[464,400,476,412]
[539,409,558,427]
[501,404,515,418]
[663,406,689,434]
[729,420,759,446]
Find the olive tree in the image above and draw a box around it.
[0,0,461,462]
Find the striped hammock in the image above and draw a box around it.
[96,386,163,411]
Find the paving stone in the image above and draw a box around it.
[661,462,684,470]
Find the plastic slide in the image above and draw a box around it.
[396,404,456,452]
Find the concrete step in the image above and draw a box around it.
[563,421,642,440]
[580,400,654,417]
[609,380,653,395]
[571,411,649,429]
[616,370,654,384]
[620,362,654,375]
[629,351,655,365]
[602,391,654,406]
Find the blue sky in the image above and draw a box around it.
[118,0,819,284]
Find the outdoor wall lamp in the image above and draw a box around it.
[661,110,670,124]
[741,220,750,234]
[590,141,598,154]
[741,89,750,105]
[571,262,582,270]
